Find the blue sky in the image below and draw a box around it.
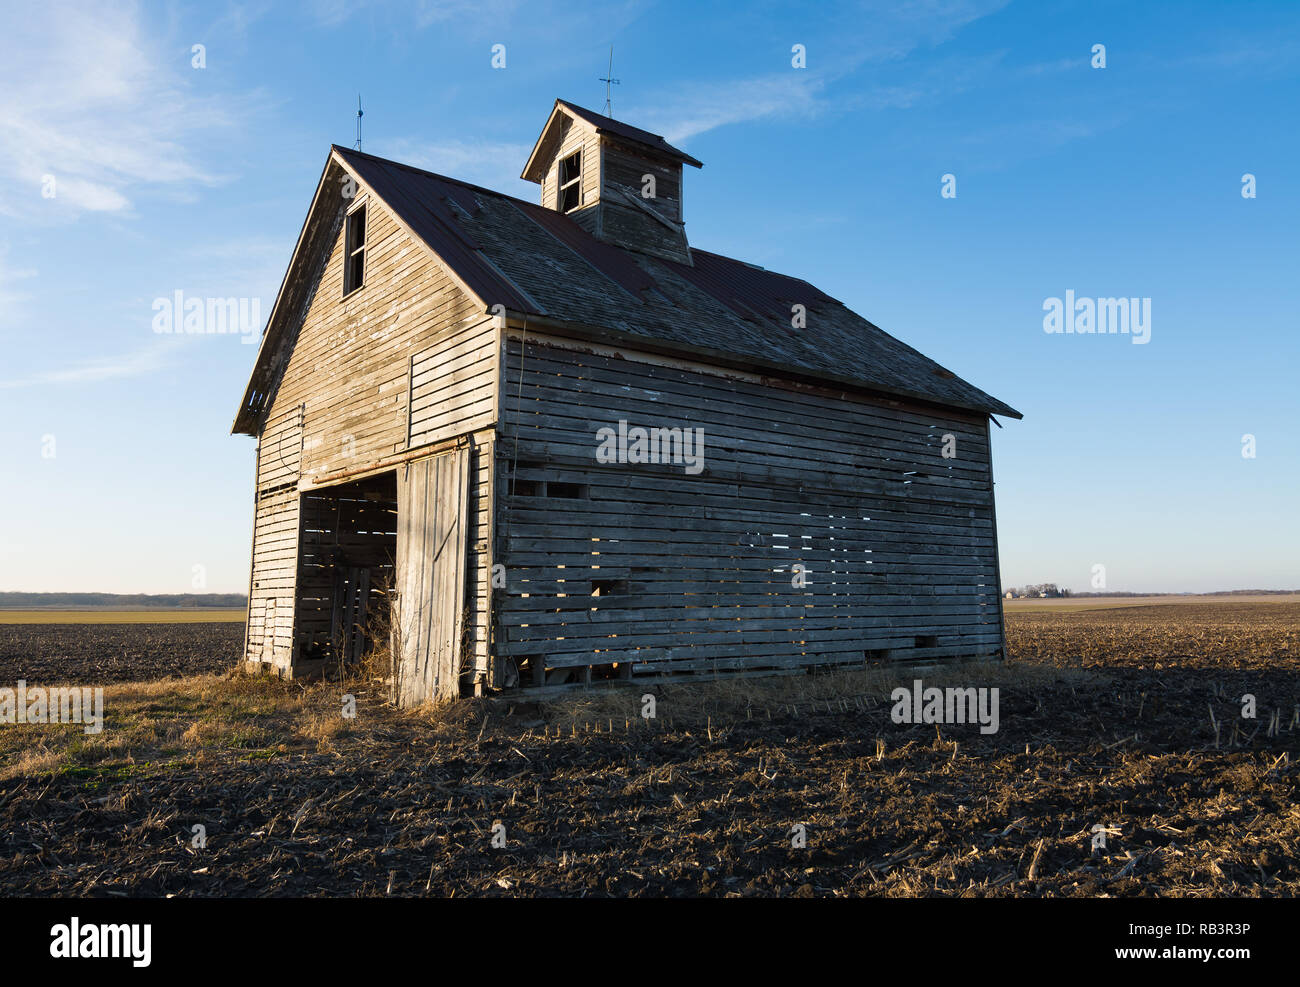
[1,0,1296,594]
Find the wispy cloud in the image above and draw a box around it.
[632,0,1012,144]
[0,340,181,390]
[304,0,650,41]
[0,1,246,218]
[0,246,39,328]
[307,0,525,30]
[641,73,831,145]
[1020,56,1086,77]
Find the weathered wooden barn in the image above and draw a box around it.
[233,99,1021,705]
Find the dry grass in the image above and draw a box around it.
[0,670,341,782]
[0,661,487,784]
[2,657,1057,789]
[535,659,1090,734]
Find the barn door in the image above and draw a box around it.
[393,448,470,706]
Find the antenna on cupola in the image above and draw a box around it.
[354,94,364,151]
[599,46,620,116]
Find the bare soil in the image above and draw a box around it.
[0,601,1296,897]
[0,622,242,684]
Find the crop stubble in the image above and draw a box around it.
[0,600,1295,896]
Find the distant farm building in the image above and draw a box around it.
[233,99,1021,705]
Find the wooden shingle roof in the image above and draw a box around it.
[554,100,705,168]
[335,146,1020,420]
[521,100,704,183]
[234,145,1020,433]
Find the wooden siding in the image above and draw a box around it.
[247,489,298,668]
[246,405,303,667]
[494,334,1003,682]
[602,142,682,224]
[540,116,601,213]
[262,195,483,484]
[466,435,495,683]
[395,448,470,705]
[257,404,304,489]
[540,128,690,262]
[597,198,691,263]
[408,316,497,448]
[245,187,497,676]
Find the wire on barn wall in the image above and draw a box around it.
[503,313,530,546]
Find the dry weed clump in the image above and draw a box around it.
[535,659,1090,734]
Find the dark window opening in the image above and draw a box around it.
[558,151,581,213]
[509,478,539,497]
[591,578,628,597]
[914,635,938,648]
[545,481,586,499]
[344,205,366,296]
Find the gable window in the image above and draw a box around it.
[558,151,582,213]
[343,204,366,296]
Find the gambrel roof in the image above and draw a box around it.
[234,144,1020,434]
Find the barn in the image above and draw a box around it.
[232,99,1021,705]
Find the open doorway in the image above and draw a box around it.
[294,471,397,676]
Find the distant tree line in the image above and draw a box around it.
[1005,587,1296,599]
[1006,584,1071,598]
[0,592,247,609]
[1066,589,1297,598]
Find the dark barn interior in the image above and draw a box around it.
[294,472,397,672]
